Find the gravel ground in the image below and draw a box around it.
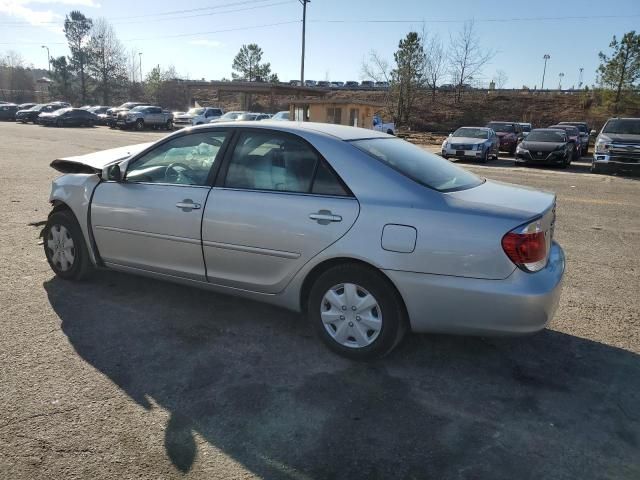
[1,122,638,480]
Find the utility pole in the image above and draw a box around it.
[138,52,143,83]
[299,0,310,86]
[41,45,50,73]
[558,72,564,90]
[541,54,550,90]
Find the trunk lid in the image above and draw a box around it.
[445,179,556,222]
[50,143,153,174]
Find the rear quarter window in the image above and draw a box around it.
[351,138,483,192]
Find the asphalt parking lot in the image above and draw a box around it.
[1,122,639,480]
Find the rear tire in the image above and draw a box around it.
[135,119,144,131]
[43,210,91,281]
[480,149,489,163]
[166,120,173,130]
[307,264,407,360]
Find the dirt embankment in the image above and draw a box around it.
[187,86,640,134]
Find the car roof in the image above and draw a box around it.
[456,126,491,130]
[197,121,390,140]
[531,128,566,133]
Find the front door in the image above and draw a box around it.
[202,129,359,293]
[91,130,230,281]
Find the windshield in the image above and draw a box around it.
[53,108,72,116]
[188,108,205,115]
[221,112,242,120]
[526,130,566,142]
[351,138,483,192]
[550,126,578,136]
[273,111,289,120]
[487,122,515,133]
[452,128,488,139]
[30,104,45,111]
[238,114,258,121]
[603,119,640,135]
[130,106,146,112]
[562,123,587,133]
[520,124,531,132]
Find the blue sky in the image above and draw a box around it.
[1,0,639,88]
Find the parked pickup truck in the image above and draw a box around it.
[372,115,395,135]
[116,105,173,130]
[173,107,224,129]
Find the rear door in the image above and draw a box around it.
[91,130,230,280]
[202,129,359,293]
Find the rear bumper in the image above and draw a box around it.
[385,242,565,335]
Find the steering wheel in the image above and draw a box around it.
[165,162,194,183]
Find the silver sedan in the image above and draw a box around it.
[44,122,565,359]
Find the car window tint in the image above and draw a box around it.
[225,131,318,193]
[312,160,349,196]
[126,131,228,186]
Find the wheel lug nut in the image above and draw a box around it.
[340,315,345,320]
[356,316,361,321]
[351,306,356,311]
[348,322,354,327]
[341,306,347,311]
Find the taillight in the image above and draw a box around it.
[502,220,548,272]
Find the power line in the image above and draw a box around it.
[307,14,640,24]
[0,0,284,26]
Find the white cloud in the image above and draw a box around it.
[0,0,100,33]
[189,39,223,48]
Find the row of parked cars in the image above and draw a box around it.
[290,80,390,89]
[441,118,640,174]
[0,100,291,131]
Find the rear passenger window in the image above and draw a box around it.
[225,132,317,193]
[312,160,349,196]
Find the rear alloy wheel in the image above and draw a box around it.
[308,264,406,360]
[43,210,91,280]
[135,119,144,131]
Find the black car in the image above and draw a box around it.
[15,103,67,124]
[38,107,98,127]
[0,103,19,121]
[515,128,572,167]
[558,121,591,154]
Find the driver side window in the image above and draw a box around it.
[125,131,228,186]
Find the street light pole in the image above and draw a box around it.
[299,0,310,86]
[138,52,143,83]
[578,67,584,88]
[41,45,50,73]
[558,72,565,90]
[541,54,550,90]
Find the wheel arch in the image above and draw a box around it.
[298,256,409,327]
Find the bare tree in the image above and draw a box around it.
[448,20,494,101]
[126,47,140,83]
[88,18,127,105]
[424,34,446,102]
[493,69,508,89]
[361,50,391,83]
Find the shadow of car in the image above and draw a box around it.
[43,270,640,479]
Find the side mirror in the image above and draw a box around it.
[590,130,597,136]
[448,133,453,137]
[104,164,122,182]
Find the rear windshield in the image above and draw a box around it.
[562,123,587,133]
[603,119,640,135]
[351,138,483,192]
[527,130,566,142]
[487,122,515,133]
[452,127,488,139]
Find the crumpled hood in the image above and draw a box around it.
[50,142,153,174]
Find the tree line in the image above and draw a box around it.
[364,23,640,127]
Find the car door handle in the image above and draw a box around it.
[309,211,342,224]
[176,200,201,211]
